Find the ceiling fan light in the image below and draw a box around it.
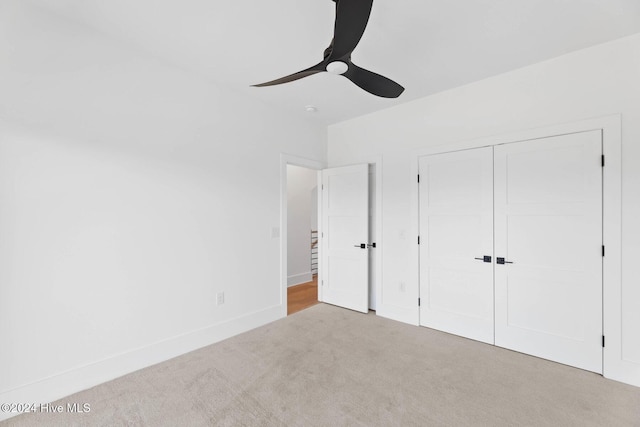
[326,61,349,75]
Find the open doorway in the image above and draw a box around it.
[280,155,381,318]
[279,154,324,317]
[286,164,319,315]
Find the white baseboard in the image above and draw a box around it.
[287,272,313,287]
[377,303,420,326]
[0,305,283,421]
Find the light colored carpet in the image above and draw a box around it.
[4,303,640,426]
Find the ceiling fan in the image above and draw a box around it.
[252,0,404,98]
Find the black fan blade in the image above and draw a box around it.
[329,0,374,60]
[343,63,404,98]
[252,62,325,87]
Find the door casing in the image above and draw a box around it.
[280,154,325,318]
[280,155,383,315]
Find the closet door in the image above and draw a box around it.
[494,131,603,373]
[419,147,494,344]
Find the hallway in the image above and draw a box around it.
[287,276,318,315]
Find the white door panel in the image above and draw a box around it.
[494,130,603,373]
[322,164,369,313]
[419,147,494,344]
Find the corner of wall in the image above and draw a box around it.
[0,305,284,422]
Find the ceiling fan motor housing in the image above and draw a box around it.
[326,61,349,74]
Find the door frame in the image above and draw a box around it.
[410,115,622,381]
[280,154,325,318]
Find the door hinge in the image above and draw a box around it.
[601,155,605,167]
[602,335,605,348]
[418,297,421,307]
[417,174,420,183]
[602,245,605,257]
[418,235,420,245]
[322,184,324,190]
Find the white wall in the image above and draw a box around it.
[286,165,317,286]
[328,33,640,386]
[0,1,326,416]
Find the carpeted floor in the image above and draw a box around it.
[4,303,640,426]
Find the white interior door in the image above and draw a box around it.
[419,147,495,344]
[494,131,603,373]
[321,164,369,313]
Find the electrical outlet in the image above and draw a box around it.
[216,292,225,305]
[399,282,406,292]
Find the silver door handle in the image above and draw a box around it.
[354,244,366,249]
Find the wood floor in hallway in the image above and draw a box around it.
[287,276,318,315]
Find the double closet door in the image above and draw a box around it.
[418,131,603,373]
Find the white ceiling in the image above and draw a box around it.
[27,0,640,125]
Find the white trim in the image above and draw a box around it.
[280,154,325,314]
[316,169,324,302]
[287,272,313,287]
[412,115,620,157]
[372,156,384,315]
[379,302,419,326]
[410,115,630,385]
[599,119,631,386]
[369,161,383,312]
[0,304,282,421]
